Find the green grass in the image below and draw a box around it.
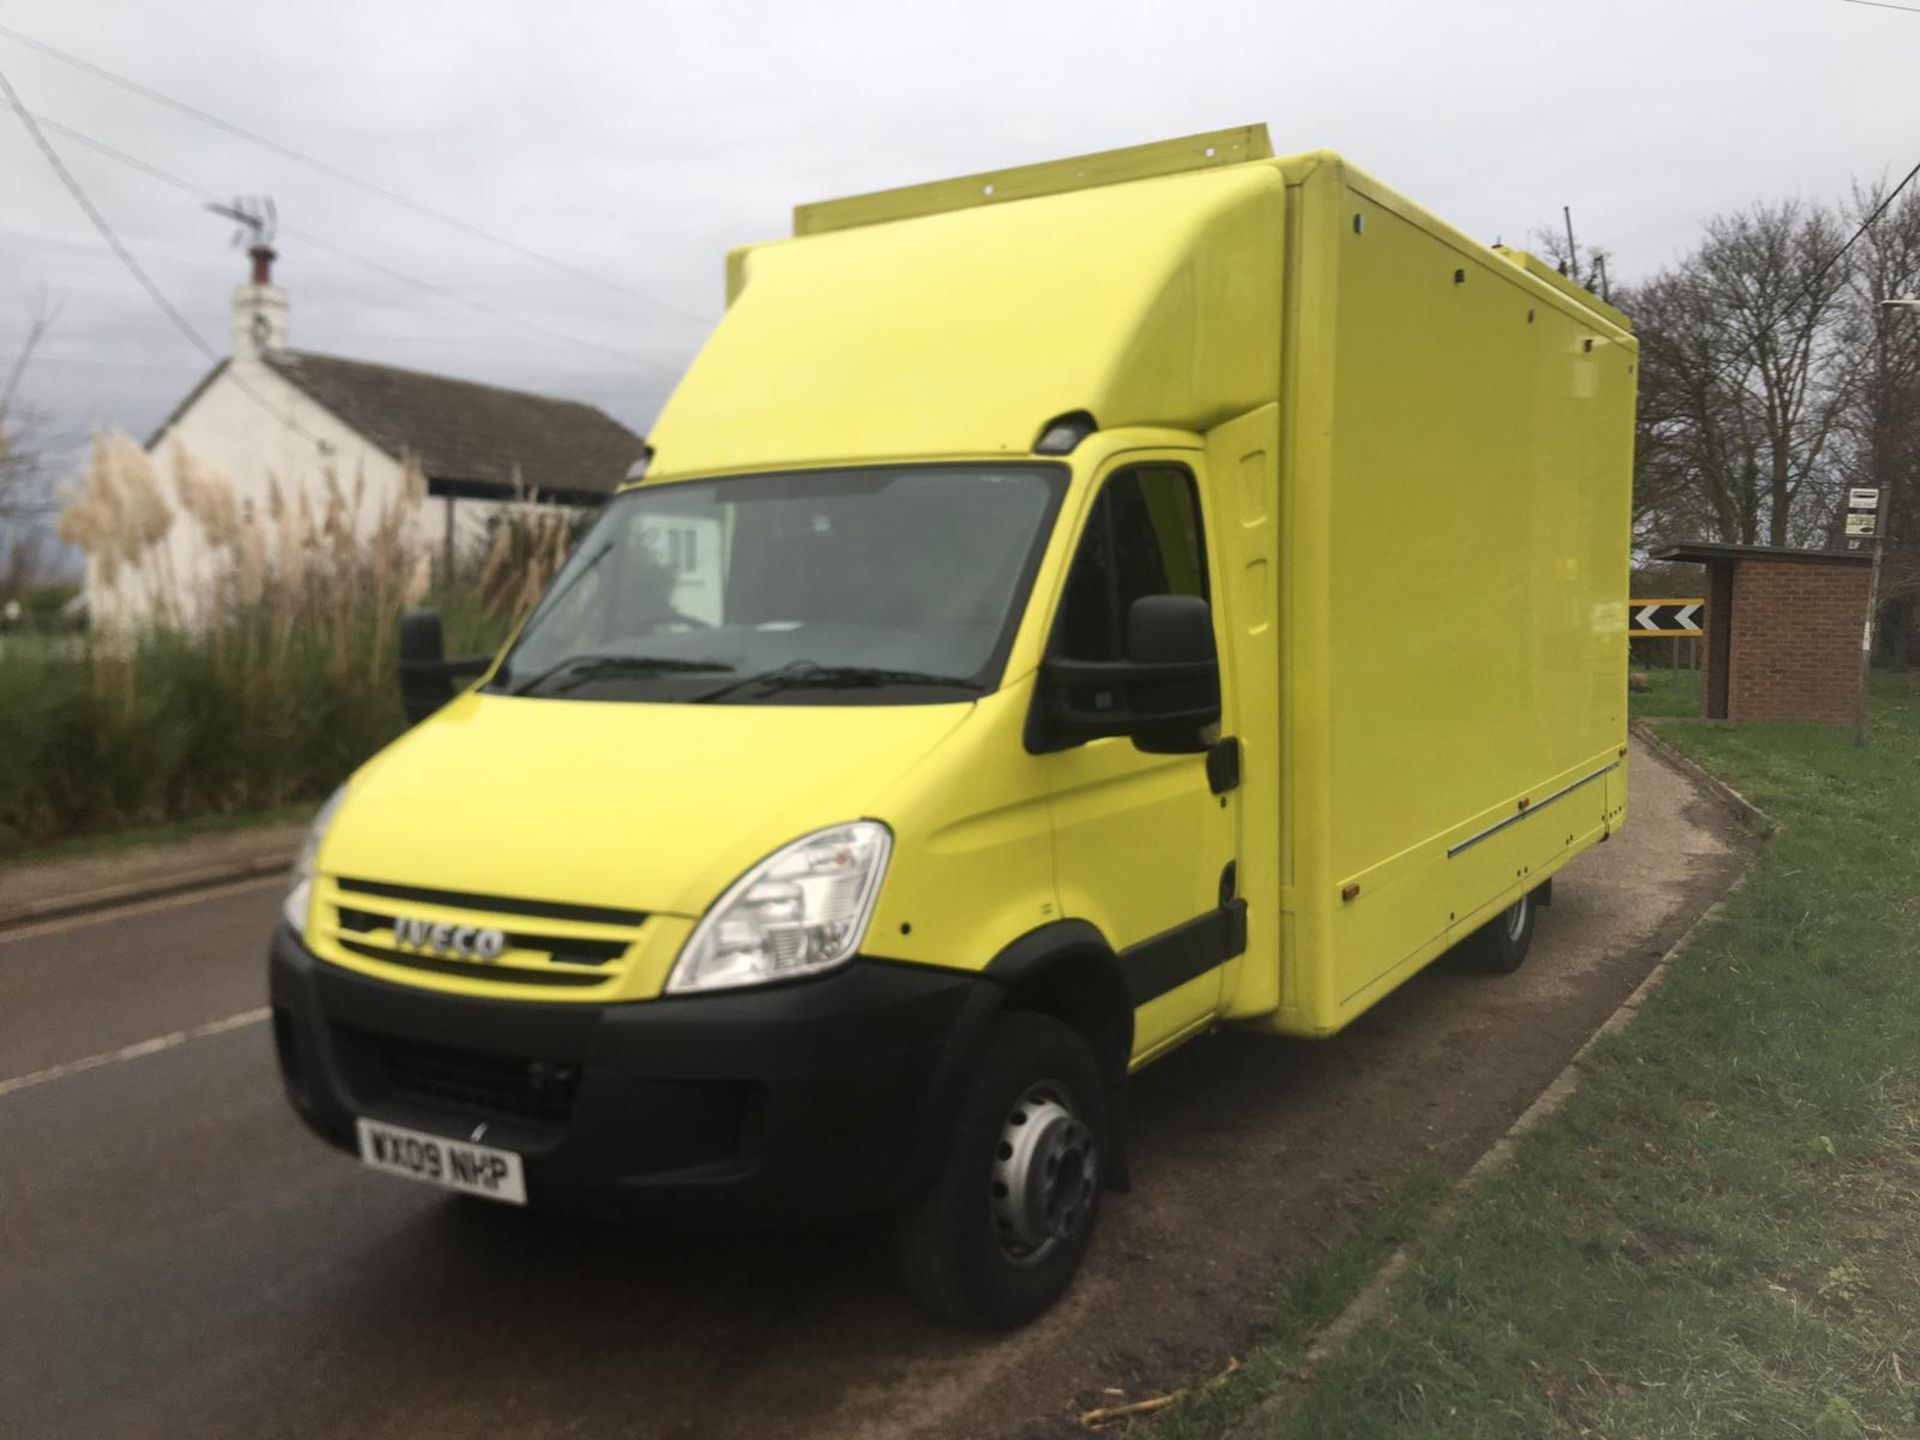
[0,627,399,859]
[0,598,511,860]
[1160,673,1920,1440]
[0,630,84,662]
[1631,663,1704,718]
[12,802,317,863]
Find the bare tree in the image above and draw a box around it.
[0,290,65,530]
[1,526,49,605]
[1836,180,1920,666]
[1624,267,1763,548]
[1529,216,1613,303]
[1704,201,1856,545]
[1621,201,1855,551]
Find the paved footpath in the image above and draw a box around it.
[0,821,308,928]
[0,740,1751,1440]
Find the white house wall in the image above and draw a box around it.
[92,353,599,634]
[91,357,413,632]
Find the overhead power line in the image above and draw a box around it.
[1840,0,1920,14]
[28,111,686,376]
[1803,157,1920,299]
[2,68,217,367]
[1687,155,1920,399]
[0,20,716,329]
[0,349,206,374]
[0,61,323,442]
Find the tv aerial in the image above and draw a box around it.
[205,195,278,249]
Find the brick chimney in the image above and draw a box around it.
[232,243,288,360]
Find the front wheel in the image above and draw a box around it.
[1454,887,1539,974]
[895,1012,1106,1330]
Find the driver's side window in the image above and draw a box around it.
[1054,465,1209,662]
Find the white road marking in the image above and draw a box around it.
[0,874,282,946]
[0,1007,270,1100]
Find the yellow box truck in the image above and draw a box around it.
[270,126,1635,1328]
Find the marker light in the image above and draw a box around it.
[1033,411,1098,455]
[668,822,892,993]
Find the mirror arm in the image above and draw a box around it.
[1028,593,1223,754]
[398,655,492,680]
[1042,657,1218,687]
[1043,696,1220,732]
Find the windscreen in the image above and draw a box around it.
[489,464,1066,705]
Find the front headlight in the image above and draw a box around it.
[283,785,347,933]
[668,821,892,994]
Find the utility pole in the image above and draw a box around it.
[1853,296,1918,746]
[1853,488,1888,748]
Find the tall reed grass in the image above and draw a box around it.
[1,437,574,857]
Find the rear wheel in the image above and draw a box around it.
[1455,887,1538,974]
[895,1012,1105,1330]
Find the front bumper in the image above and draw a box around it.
[269,927,991,1225]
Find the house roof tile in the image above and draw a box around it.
[260,350,643,498]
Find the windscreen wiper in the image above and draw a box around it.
[505,654,735,698]
[689,662,984,704]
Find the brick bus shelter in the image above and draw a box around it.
[1659,543,1873,725]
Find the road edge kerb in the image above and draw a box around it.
[1220,736,1773,1438]
[0,848,297,934]
[1628,719,1774,835]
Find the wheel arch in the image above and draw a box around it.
[916,920,1136,1194]
[983,921,1135,1082]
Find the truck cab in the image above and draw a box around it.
[270,126,1635,1329]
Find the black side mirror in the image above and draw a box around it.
[1125,595,1222,753]
[397,608,491,727]
[1030,594,1222,754]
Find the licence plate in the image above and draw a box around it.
[355,1117,527,1205]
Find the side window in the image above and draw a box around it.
[1055,466,1208,661]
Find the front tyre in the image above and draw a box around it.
[896,1012,1106,1330]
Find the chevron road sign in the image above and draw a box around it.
[1629,599,1704,637]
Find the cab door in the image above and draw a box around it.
[1041,457,1240,1063]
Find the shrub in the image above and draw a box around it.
[0,438,566,856]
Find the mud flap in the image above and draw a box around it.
[1104,1067,1132,1193]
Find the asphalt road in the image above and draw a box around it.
[0,741,1752,1440]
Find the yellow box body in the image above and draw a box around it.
[310,129,1633,1052]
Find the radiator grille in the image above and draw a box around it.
[317,875,646,993]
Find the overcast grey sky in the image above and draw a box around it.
[2,0,1914,463]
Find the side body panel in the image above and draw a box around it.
[1260,157,1636,1037]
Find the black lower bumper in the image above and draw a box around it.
[269,928,994,1225]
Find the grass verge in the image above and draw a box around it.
[12,802,317,864]
[1630,664,1704,718]
[1153,673,1920,1440]
[0,596,510,860]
